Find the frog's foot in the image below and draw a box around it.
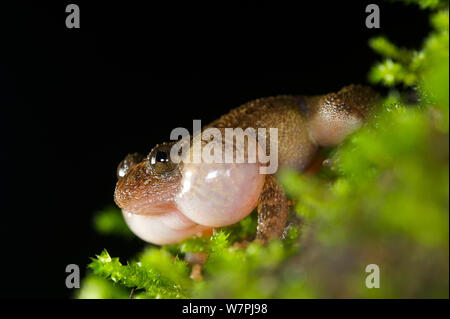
[190,264,203,281]
[185,252,206,281]
[255,174,289,244]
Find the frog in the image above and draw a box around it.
[114,84,379,245]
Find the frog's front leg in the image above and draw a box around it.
[256,174,289,243]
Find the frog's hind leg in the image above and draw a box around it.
[256,174,289,244]
[307,84,379,147]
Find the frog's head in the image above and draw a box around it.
[114,144,181,214]
[114,140,265,245]
[114,143,208,245]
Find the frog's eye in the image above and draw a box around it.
[154,150,168,163]
[117,152,144,179]
[147,144,178,174]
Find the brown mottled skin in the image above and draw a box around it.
[115,84,379,243]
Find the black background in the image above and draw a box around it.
[1,1,430,298]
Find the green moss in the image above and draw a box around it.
[93,206,134,239]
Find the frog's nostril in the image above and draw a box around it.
[117,161,129,178]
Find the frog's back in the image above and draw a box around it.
[205,84,379,171]
[206,95,317,170]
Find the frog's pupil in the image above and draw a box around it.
[156,151,168,163]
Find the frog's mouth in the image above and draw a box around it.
[115,158,265,245]
[114,162,211,245]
